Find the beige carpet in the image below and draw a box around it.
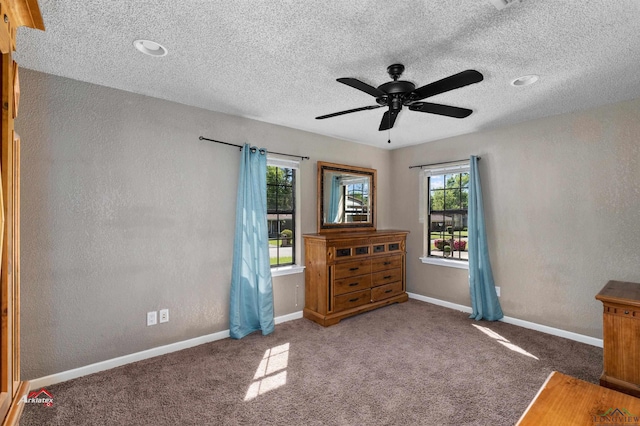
[21,299,602,425]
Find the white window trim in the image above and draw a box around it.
[419,256,469,270]
[267,156,302,271]
[267,157,299,170]
[420,160,471,269]
[271,265,306,277]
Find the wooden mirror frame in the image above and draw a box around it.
[317,161,377,233]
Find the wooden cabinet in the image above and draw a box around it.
[595,280,640,397]
[303,230,408,326]
[517,372,640,425]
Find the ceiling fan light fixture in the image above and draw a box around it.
[511,74,539,87]
[133,39,168,57]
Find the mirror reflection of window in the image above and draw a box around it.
[343,178,369,223]
[324,173,370,224]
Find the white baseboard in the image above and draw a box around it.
[274,310,303,324]
[407,293,603,348]
[408,293,473,314]
[28,310,304,390]
[29,297,602,391]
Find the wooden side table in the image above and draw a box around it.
[596,280,640,397]
[517,371,640,425]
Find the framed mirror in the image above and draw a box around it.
[317,162,376,233]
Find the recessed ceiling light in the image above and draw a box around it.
[511,75,539,87]
[133,39,168,57]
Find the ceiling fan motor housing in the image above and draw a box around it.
[376,80,416,110]
[378,80,415,94]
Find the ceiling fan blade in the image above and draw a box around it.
[378,110,399,131]
[411,70,483,101]
[337,78,386,98]
[409,102,473,118]
[316,105,382,120]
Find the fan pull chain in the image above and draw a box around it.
[387,127,391,144]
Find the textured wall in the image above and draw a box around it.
[389,97,640,338]
[17,69,391,379]
[19,67,640,380]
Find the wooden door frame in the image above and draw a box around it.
[0,1,44,424]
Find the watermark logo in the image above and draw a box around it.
[20,388,53,407]
[593,408,639,425]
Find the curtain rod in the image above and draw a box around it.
[408,157,481,169]
[199,136,310,161]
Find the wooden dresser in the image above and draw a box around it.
[303,230,408,326]
[595,280,640,397]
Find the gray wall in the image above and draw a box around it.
[17,69,392,379]
[18,67,640,380]
[389,97,640,338]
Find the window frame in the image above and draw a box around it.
[266,157,303,275]
[419,162,470,269]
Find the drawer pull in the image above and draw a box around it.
[349,297,359,302]
[384,289,393,294]
[384,275,392,279]
[625,310,630,314]
[349,267,359,271]
[348,282,359,287]
[384,261,392,265]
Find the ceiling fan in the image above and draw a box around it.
[316,64,483,131]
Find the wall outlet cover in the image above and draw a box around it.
[147,311,157,326]
[159,309,169,323]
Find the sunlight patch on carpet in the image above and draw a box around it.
[244,343,290,401]
[472,324,539,360]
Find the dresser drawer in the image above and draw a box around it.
[372,268,402,287]
[334,289,371,312]
[371,255,402,272]
[371,281,403,302]
[335,274,372,296]
[334,259,371,279]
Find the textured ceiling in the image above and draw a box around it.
[15,0,640,149]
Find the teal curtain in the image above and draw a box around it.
[229,144,275,339]
[328,176,341,223]
[468,156,503,321]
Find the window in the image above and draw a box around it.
[267,159,297,268]
[342,177,370,223]
[420,162,469,264]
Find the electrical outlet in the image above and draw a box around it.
[159,309,169,323]
[147,311,157,326]
[495,286,501,297]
